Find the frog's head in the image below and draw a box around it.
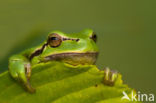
[32,29,99,65]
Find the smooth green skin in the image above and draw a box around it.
[9,29,117,93]
[9,29,100,92]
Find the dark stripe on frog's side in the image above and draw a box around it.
[29,43,48,60]
[43,52,99,65]
[29,37,80,60]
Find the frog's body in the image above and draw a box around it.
[9,29,117,93]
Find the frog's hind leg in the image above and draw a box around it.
[103,67,118,86]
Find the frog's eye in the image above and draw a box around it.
[90,32,97,42]
[48,33,62,47]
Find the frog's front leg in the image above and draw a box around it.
[9,55,35,93]
[103,67,118,86]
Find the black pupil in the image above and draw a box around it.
[51,37,58,41]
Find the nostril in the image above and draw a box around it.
[90,33,97,42]
[76,39,80,42]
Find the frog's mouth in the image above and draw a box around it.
[43,52,98,65]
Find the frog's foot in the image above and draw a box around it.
[9,61,35,93]
[25,63,31,80]
[103,67,118,86]
[24,63,35,93]
[23,78,36,93]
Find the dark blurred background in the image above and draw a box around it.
[0,0,155,96]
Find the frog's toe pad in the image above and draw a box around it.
[103,67,118,86]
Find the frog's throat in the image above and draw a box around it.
[43,52,98,65]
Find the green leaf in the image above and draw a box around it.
[0,61,141,103]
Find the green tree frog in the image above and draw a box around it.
[9,29,117,93]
